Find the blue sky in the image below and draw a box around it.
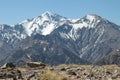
[0,0,120,25]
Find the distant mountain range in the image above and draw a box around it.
[0,12,120,66]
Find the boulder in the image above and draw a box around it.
[1,63,16,69]
[27,62,46,68]
[67,70,77,76]
[60,68,66,71]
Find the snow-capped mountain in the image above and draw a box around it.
[0,11,120,66]
[0,12,104,43]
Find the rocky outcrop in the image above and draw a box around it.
[1,62,16,69]
[0,68,22,79]
[26,62,46,68]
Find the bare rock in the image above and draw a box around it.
[60,68,66,71]
[1,62,16,69]
[67,70,77,76]
[27,62,46,68]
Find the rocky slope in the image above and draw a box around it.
[0,12,120,66]
[0,62,120,80]
[96,49,120,65]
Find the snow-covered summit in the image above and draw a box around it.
[19,11,67,36]
[19,12,104,37]
[86,14,101,20]
[69,14,102,30]
[41,11,67,21]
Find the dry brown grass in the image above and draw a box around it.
[57,64,68,68]
[40,69,68,80]
[102,64,119,70]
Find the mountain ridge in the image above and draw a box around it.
[0,12,120,66]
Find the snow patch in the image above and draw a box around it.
[43,47,46,51]
[72,22,88,29]
[41,23,56,35]
[86,15,96,21]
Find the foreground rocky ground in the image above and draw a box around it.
[0,62,120,80]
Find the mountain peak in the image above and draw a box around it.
[41,11,54,17]
[40,11,66,21]
[87,14,101,18]
[85,14,102,21]
[79,14,103,27]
